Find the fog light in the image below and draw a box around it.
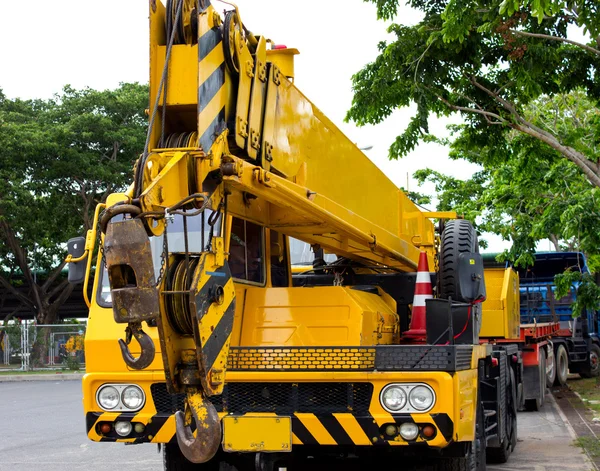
[422,425,436,438]
[134,423,146,434]
[114,421,133,437]
[399,422,419,441]
[385,424,398,436]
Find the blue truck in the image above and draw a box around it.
[515,252,600,385]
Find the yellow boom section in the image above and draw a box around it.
[144,0,440,271]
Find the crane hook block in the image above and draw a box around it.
[104,217,160,324]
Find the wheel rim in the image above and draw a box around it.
[558,351,568,379]
[591,350,599,373]
[546,353,555,382]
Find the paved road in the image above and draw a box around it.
[0,381,592,471]
[488,395,592,471]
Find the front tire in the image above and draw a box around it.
[440,394,486,470]
[163,443,234,471]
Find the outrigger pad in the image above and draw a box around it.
[457,252,486,303]
[104,218,160,324]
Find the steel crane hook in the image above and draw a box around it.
[175,388,221,463]
[118,322,156,370]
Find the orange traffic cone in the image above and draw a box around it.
[403,251,433,340]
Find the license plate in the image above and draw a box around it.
[222,416,292,452]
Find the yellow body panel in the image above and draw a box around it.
[237,286,397,347]
[480,268,521,339]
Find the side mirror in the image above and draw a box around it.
[67,236,87,284]
[457,252,486,303]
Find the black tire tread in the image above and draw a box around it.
[439,220,478,302]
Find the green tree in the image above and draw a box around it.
[0,83,148,325]
[347,0,600,186]
[415,91,600,265]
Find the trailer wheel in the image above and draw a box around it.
[554,344,569,386]
[524,347,546,411]
[163,443,235,471]
[545,345,556,388]
[580,343,600,378]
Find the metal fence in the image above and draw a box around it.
[0,321,86,372]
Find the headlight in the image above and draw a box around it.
[121,385,145,410]
[96,383,146,412]
[380,383,436,413]
[380,385,408,412]
[409,385,435,411]
[97,386,119,410]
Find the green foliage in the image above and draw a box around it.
[0,83,148,323]
[349,0,600,187]
[555,271,600,317]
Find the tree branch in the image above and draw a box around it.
[467,76,600,185]
[47,277,71,302]
[0,276,35,310]
[508,29,600,57]
[435,94,507,125]
[42,260,67,292]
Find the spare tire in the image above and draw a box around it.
[439,219,481,333]
[439,219,479,301]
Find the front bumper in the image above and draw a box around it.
[83,369,477,449]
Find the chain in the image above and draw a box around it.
[155,210,172,287]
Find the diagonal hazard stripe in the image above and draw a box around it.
[333,413,372,445]
[151,415,176,443]
[356,415,388,446]
[199,106,226,152]
[197,86,227,145]
[199,27,221,62]
[203,299,235,373]
[292,417,318,445]
[295,413,336,445]
[199,63,225,113]
[318,414,353,445]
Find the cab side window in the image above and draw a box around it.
[229,217,264,284]
[270,230,289,287]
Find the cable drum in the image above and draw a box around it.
[164,256,200,335]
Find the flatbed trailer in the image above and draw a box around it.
[480,266,559,411]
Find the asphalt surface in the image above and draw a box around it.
[0,381,593,471]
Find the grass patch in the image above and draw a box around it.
[574,436,600,458]
[569,377,600,415]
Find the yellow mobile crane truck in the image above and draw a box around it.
[67,1,519,469]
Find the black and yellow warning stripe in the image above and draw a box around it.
[86,411,174,444]
[193,262,236,383]
[290,412,452,447]
[197,3,227,154]
[86,410,453,447]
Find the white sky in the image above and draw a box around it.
[0,0,515,251]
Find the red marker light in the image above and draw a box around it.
[272,44,287,50]
[491,357,499,367]
[99,423,112,434]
